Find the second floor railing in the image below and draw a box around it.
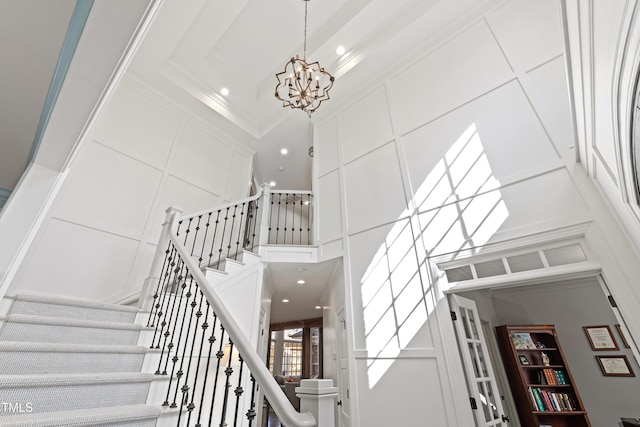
[174,186,315,273]
[267,190,313,245]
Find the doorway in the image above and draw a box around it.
[449,275,640,427]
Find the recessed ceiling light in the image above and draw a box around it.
[297,279,305,285]
[282,299,289,303]
[269,181,276,187]
[221,87,229,96]
[315,306,322,310]
[336,46,346,56]
[280,148,288,155]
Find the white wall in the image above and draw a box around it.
[8,77,254,302]
[312,1,615,425]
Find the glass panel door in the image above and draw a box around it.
[450,294,508,426]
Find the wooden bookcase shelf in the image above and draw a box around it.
[495,325,591,427]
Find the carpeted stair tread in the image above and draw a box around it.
[11,293,139,313]
[0,404,160,427]
[0,372,155,388]
[0,341,149,353]
[0,314,143,330]
[6,294,139,323]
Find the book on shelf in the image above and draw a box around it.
[511,332,536,349]
[529,388,578,412]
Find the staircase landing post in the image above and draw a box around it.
[296,379,338,427]
[139,205,182,311]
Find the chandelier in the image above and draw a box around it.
[275,0,334,116]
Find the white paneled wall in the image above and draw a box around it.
[314,1,592,425]
[10,78,253,301]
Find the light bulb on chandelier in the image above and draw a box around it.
[275,0,334,116]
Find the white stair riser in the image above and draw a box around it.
[0,381,151,416]
[0,322,140,345]
[146,376,172,405]
[154,408,180,427]
[0,351,145,374]
[8,300,136,324]
[141,351,162,373]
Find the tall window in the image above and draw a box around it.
[282,329,303,376]
[268,320,323,379]
[631,68,640,203]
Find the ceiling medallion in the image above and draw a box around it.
[275,0,334,117]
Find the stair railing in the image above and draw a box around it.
[144,187,317,427]
[267,191,313,245]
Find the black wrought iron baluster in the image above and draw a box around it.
[252,199,259,251]
[217,207,230,269]
[269,193,275,243]
[284,193,289,245]
[151,248,179,349]
[226,205,238,260]
[189,215,203,259]
[208,210,221,267]
[207,326,227,426]
[246,375,257,427]
[275,193,282,244]
[177,288,206,425]
[291,194,302,245]
[147,241,172,328]
[149,241,176,334]
[195,304,217,427]
[164,271,195,407]
[243,203,253,251]
[218,340,235,427]
[156,257,188,375]
[183,217,193,247]
[198,212,212,268]
[232,356,245,427]
[171,274,200,408]
[299,198,304,245]
[308,194,312,245]
[234,202,245,260]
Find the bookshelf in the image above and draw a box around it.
[495,325,591,427]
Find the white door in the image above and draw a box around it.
[450,294,509,426]
[336,306,350,427]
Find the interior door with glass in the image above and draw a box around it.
[449,294,509,426]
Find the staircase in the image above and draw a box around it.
[0,293,161,426]
[0,187,322,427]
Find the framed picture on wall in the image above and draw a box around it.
[583,325,619,350]
[596,355,635,377]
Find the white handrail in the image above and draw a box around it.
[180,188,264,221]
[167,213,316,427]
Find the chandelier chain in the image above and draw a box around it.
[303,0,308,60]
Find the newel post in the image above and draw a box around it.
[139,206,183,311]
[296,379,338,427]
[256,183,272,253]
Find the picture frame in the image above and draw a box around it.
[511,332,536,349]
[583,325,618,350]
[615,324,631,349]
[596,355,635,377]
[518,355,530,365]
